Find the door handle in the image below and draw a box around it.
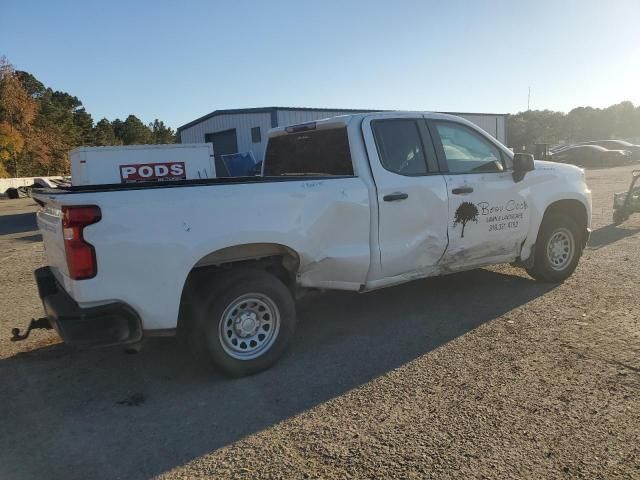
[383,192,409,202]
[451,187,474,195]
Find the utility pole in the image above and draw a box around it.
[527,87,531,111]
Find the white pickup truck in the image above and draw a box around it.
[26,112,591,376]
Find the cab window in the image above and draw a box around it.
[263,127,353,176]
[372,119,430,175]
[434,122,504,174]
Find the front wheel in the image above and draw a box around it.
[189,268,296,377]
[526,213,584,283]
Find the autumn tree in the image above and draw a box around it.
[0,57,179,176]
[0,57,37,176]
[15,71,45,98]
[0,122,24,177]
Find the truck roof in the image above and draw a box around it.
[268,111,476,138]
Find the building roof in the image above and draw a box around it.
[177,106,507,132]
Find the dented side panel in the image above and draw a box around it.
[441,171,531,268]
[41,177,371,329]
[360,114,450,280]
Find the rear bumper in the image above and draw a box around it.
[35,267,142,347]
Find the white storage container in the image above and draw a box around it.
[70,144,215,186]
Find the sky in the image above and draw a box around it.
[2,0,640,130]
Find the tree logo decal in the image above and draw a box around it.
[453,202,479,238]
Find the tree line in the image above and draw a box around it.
[508,101,640,152]
[2,54,639,177]
[0,57,176,178]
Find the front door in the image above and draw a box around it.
[362,115,449,279]
[428,119,531,267]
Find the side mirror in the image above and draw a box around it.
[512,153,535,182]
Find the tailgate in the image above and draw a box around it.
[33,195,69,279]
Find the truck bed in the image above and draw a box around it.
[32,175,373,330]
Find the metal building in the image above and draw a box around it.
[178,107,507,163]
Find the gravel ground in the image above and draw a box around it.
[0,166,638,479]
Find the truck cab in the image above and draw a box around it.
[266,112,590,288]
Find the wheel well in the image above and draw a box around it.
[177,244,299,333]
[543,199,588,243]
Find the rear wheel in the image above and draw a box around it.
[526,213,583,283]
[189,268,296,377]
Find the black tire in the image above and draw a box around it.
[6,188,19,199]
[526,213,584,283]
[188,268,296,377]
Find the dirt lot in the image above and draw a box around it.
[0,166,638,480]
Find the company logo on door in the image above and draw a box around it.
[119,162,186,183]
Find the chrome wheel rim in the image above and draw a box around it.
[218,293,280,360]
[546,227,575,271]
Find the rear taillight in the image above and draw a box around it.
[62,205,101,280]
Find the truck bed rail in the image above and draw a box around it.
[32,174,355,195]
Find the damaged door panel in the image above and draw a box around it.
[362,116,449,278]
[428,120,531,268]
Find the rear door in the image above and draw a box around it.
[362,115,449,278]
[428,119,531,266]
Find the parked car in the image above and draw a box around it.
[551,144,632,167]
[579,140,640,159]
[23,112,592,376]
[550,144,574,154]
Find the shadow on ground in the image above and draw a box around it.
[0,212,37,236]
[588,223,640,249]
[0,268,555,479]
[12,233,42,243]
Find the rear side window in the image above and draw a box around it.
[263,127,353,176]
[372,120,429,175]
